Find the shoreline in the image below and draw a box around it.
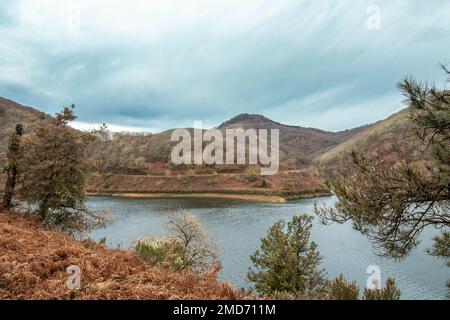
[0,190,331,204]
[84,170,331,203]
[86,191,332,203]
[86,192,287,203]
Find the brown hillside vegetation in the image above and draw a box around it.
[0,97,330,199]
[218,113,370,168]
[85,113,369,174]
[0,211,249,300]
[0,97,368,177]
[85,170,330,201]
[0,97,49,161]
[312,108,433,175]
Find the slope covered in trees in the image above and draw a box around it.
[0,97,369,176]
[218,113,370,168]
[0,97,50,162]
[0,96,434,184]
[312,107,433,176]
[84,114,370,174]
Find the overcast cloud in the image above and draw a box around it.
[1,0,450,132]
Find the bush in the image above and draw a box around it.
[82,237,107,249]
[363,277,401,300]
[135,209,219,274]
[328,274,359,300]
[248,214,328,299]
[134,236,186,271]
[166,209,219,273]
[250,215,402,300]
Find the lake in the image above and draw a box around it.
[86,196,449,300]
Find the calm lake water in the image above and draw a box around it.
[86,196,449,300]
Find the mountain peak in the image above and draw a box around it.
[218,113,277,128]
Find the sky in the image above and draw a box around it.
[1,0,450,132]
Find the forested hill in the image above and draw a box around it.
[312,107,432,175]
[1,96,424,179]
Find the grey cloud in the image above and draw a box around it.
[0,1,450,131]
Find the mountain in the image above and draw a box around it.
[0,97,49,160]
[0,97,371,172]
[0,98,384,174]
[84,113,370,174]
[219,113,370,167]
[0,97,47,129]
[0,97,332,200]
[1,96,430,199]
[312,107,431,175]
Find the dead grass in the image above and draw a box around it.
[0,211,251,300]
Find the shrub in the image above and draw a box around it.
[166,209,219,273]
[246,174,258,183]
[134,236,186,271]
[328,274,359,300]
[363,278,401,300]
[82,237,107,249]
[135,209,219,274]
[248,214,328,299]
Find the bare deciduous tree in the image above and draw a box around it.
[166,209,219,273]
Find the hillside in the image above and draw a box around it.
[0,96,332,200]
[85,113,369,174]
[0,96,427,178]
[0,97,369,172]
[312,107,432,175]
[0,98,51,190]
[85,170,330,202]
[0,96,435,201]
[0,97,49,160]
[0,211,248,299]
[220,113,370,167]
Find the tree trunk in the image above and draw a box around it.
[2,124,23,210]
[2,165,17,209]
[39,196,49,221]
